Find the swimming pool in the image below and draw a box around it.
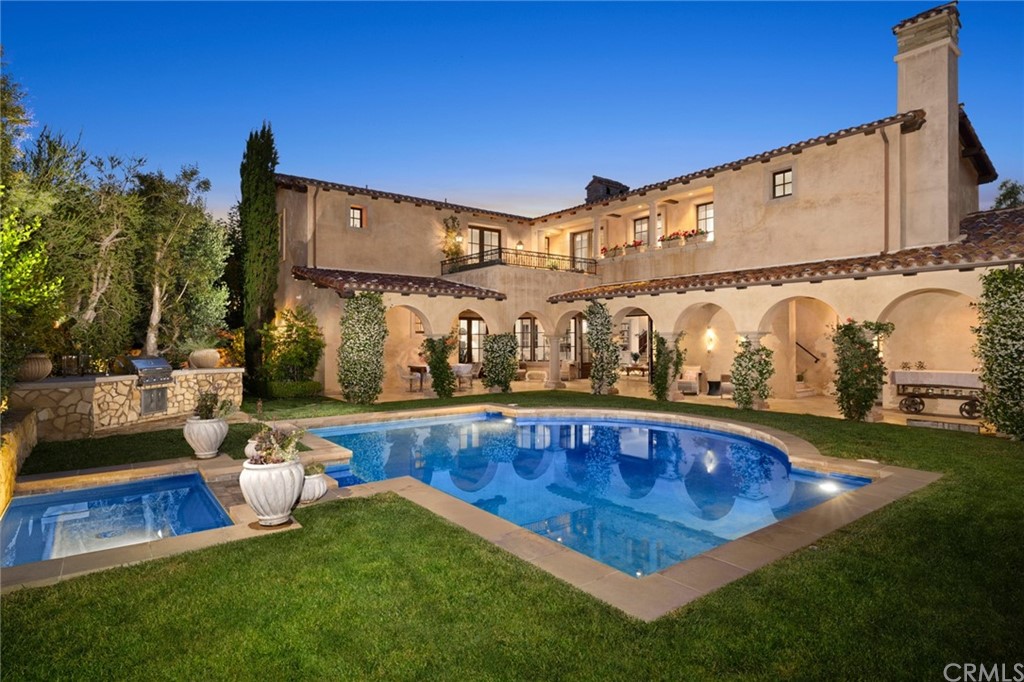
[1,473,232,568]
[314,413,869,577]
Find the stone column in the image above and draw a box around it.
[647,201,659,249]
[545,334,566,389]
[592,216,602,258]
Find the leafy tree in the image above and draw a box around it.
[731,338,775,410]
[337,293,388,404]
[262,306,325,382]
[584,301,619,395]
[972,268,1024,438]
[0,47,31,186]
[134,166,218,356]
[481,332,518,392]
[222,203,244,329]
[830,319,894,421]
[1,202,63,405]
[993,180,1024,210]
[239,123,279,384]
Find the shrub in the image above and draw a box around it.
[731,338,775,410]
[421,335,457,399]
[266,380,322,399]
[650,333,685,402]
[973,268,1024,438]
[337,293,388,404]
[585,301,619,395]
[482,332,519,392]
[262,306,325,382]
[831,319,894,421]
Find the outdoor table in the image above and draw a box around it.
[409,365,428,391]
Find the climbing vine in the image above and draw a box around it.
[650,332,686,402]
[337,292,388,404]
[585,301,619,395]
[482,332,519,392]
[421,335,457,399]
[831,319,894,421]
[731,338,775,410]
[972,268,1024,438]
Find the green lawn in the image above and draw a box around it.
[4,392,1023,679]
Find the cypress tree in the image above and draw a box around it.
[239,123,279,389]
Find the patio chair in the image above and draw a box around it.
[397,364,420,392]
[678,365,701,395]
[559,360,573,381]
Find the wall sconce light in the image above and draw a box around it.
[705,327,716,352]
[454,233,463,244]
[515,240,524,251]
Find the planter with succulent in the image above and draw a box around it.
[239,425,306,525]
[181,335,221,369]
[182,390,234,459]
[300,462,328,504]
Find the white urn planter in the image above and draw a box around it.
[239,460,304,525]
[189,348,221,369]
[300,473,328,504]
[183,416,229,459]
[16,353,53,382]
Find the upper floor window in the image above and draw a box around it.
[772,170,793,198]
[467,226,501,261]
[571,230,592,265]
[696,202,714,238]
[349,206,365,229]
[633,217,649,245]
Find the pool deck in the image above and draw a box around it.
[2,405,941,621]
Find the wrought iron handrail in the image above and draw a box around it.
[441,247,597,275]
[795,341,821,364]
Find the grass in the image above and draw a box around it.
[4,392,1023,679]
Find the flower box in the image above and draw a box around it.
[661,239,682,249]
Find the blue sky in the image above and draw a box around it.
[2,1,1021,217]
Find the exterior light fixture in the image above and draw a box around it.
[455,233,463,244]
[516,240,524,251]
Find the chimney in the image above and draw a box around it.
[893,2,961,245]
[585,176,629,203]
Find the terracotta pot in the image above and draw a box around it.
[16,353,53,382]
[300,473,328,504]
[239,460,304,525]
[183,416,228,459]
[189,349,221,369]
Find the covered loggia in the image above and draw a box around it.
[758,296,842,399]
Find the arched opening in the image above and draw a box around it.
[673,303,739,388]
[453,308,490,364]
[612,306,656,379]
[383,305,432,392]
[879,289,978,372]
[758,296,842,399]
[553,309,590,379]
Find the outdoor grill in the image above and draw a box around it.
[128,356,174,415]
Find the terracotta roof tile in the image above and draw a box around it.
[548,206,1024,303]
[292,266,506,300]
[892,2,958,33]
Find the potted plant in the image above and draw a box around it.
[183,389,234,459]
[659,231,684,248]
[16,352,53,382]
[181,335,221,369]
[601,244,623,258]
[239,424,306,525]
[625,239,646,253]
[687,228,708,244]
[300,461,328,504]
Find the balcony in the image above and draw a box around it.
[441,247,597,276]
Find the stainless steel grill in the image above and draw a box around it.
[128,357,173,415]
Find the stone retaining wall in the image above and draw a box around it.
[1,410,38,513]
[8,368,244,441]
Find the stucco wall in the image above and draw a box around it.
[8,369,244,441]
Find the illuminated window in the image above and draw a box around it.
[349,206,365,229]
[633,217,649,244]
[772,170,793,198]
[696,202,714,238]
[571,230,591,266]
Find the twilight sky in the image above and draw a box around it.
[2,1,1021,218]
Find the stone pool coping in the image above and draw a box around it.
[2,404,941,621]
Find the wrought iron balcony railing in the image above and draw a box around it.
[441,247,597,275]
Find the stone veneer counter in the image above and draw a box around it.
[8,368,244,442]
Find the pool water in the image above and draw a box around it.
[315,414,869,577]
[1,473,232,568]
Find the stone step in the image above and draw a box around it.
[795,382,817,398]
